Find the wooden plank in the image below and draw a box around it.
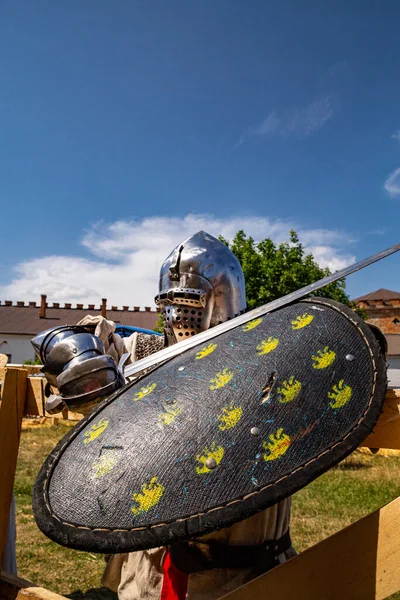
[18,365,42,376]
[0,368,28,568]
[0,354,9,368]
[24,377,46,416]
[1,365,42,377]
[24,377,83,421]
[17,364,400,439]
[7,366,400,442]
[362,389,400,450]
[0,572,68,600]
[221,496,400,600]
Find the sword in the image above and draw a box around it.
[125,242,400,379]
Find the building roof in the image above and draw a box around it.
[353,288,400,302]
[387,335,400,356]
[0,301,159,335]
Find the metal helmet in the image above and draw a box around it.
[155,231,246,345]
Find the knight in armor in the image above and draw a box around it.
[32,231,295,600]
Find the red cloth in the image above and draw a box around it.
[160,551,189,600]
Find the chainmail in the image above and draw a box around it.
[135,333,165,361]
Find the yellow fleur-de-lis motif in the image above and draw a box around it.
[218,404,243,431]
[328,380,352,409]
[312,346,336,369]
[158,403,183,426]
[257,337,279,356]
[195,442,225,474]
[83,418,109,445]
[131,477,165,515]
[243,318,263,332]
[90,449,118,479]
[291,313,314,330]
[196,343,218,359]
[263,428,291,461]
[210,368,234,390]
[133,382,157,401]
[277,377,302,403]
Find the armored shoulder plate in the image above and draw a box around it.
[33,298,386,553]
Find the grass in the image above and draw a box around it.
[12,420,400,599]
[14,420,114,599]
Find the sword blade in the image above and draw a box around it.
[125,242,400,378]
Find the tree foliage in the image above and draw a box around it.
[219,230,353,310]
[153,229,363,335]
[23,356,42,365]
[154,313,165,334]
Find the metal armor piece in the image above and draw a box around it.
[135,333,165,361]
[155,231,246,345]
[32,298,387,553]
[126,241,400,379]
[31,326,123,413]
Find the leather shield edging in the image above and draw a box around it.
[32,299,387,553]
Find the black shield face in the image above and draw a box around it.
[32,298,386,553]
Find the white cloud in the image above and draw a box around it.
[391,130,400,141]
[237,112,280,146]
[238,96,336,145]
[0,214,355,308]
[384,168,400,198]
[281,97,335,139]
[306,246,352,272]
[366,229,386,236]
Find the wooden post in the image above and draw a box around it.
[362,389,400,450]
[0,367,28,568]
[221,496,400,600]
[0,365,399,599]
[0,571,68,599]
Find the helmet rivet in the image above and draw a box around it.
[346,354,355,362]
[251,427,260,436]
[206,458,217,469]
[178,366,185,371]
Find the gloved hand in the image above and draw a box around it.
[31,326,124,414]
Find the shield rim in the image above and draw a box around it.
[32,298,387,553]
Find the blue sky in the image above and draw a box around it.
[1,0,399,307]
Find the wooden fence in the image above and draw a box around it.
[0,364,399,599]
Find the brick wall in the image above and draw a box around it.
[357,303,400,335]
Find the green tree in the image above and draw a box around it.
[23,356,42,365]
[154,313,165,334]
[219,229,359,311]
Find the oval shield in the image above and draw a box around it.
[32,298,386,552]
